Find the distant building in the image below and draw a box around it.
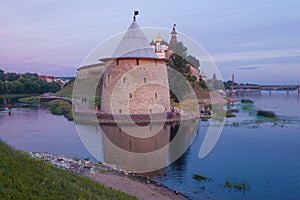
[38,75,54,83]
[150,33,169,59]
[38,75,68,87]
[150,24,200,81]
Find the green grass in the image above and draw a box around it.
[18,96,40,104]
[55,79,74,98]
[46,99,74,121]
[0,141,137,200]
[0,141,136,199]
[0,94,39,99]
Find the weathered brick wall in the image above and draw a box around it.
[101,58,171,114]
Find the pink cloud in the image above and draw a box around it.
[0,32,7,37]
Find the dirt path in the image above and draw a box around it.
[84,171,188,200]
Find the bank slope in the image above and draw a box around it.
[0,141,137,200]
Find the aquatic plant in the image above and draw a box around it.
[193,173,208,181]
[257,110,276,118]
[224,179,250,191]
[226,109,239,118]
[241,99,254,104]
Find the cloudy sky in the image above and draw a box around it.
[0,0,299,84]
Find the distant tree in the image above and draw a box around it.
[0,69,5,81]
[36,79,51,93]
[167,53,191,78]
[6,72,20,82]
[5,82,15,94]
[23,72,38,80]
[198,79,208,91]
[19,78,40,93]
[12,80,25,93]
[0,81,5,94]
[48,82,61,93]
[223,80,234,90]
[186,55,200,68]
[169,42,188,57]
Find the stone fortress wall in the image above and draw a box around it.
[101,58,170,115]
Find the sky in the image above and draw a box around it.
[0,0,300,84]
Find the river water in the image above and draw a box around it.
[0,91,299,200]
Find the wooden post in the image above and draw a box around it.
[259,88,262,96]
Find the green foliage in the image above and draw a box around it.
[5,82,15,94]
[55,79,75,97]
[169,42,188,57]
[0,70,61,95]
[186,55,200,67]
[223,80,233,90]
[22,72,38,80]
[257,110,276,118]
[241,99,254,104]
[0,69,5,81]
[0,81,5,94]
[0,141,137,200]
[6,72,20,81]
[46,100,73,121]
[167,53,191,77]
[198,79,208,91]
[18,96,40,104]
[11,80,25,93]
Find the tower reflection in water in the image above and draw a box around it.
[76,119,198,173]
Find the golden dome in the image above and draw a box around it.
[156,33,163,42]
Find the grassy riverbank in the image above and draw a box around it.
[46,99,74,121]
[0,140,137,200]
[19,97,74,121]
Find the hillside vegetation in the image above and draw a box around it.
[0,141,137,200]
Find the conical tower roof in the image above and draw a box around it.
[112,20,158,59]
[169,24,178,45]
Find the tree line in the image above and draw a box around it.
[0,69,61,95]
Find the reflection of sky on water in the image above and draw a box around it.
[1,93,300,199]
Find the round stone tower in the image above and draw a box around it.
[100,14,171,115]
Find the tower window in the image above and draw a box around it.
[116,59,119,65]
[129,93,132,98]
[155,93,157,98]
[144,77,147,83]
[119,109,122,114]
[136,59,139,65]
[123,77,126,83]
[107,74,110,83]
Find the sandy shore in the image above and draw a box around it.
[30,152,188,200]
[84,171,188,200]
